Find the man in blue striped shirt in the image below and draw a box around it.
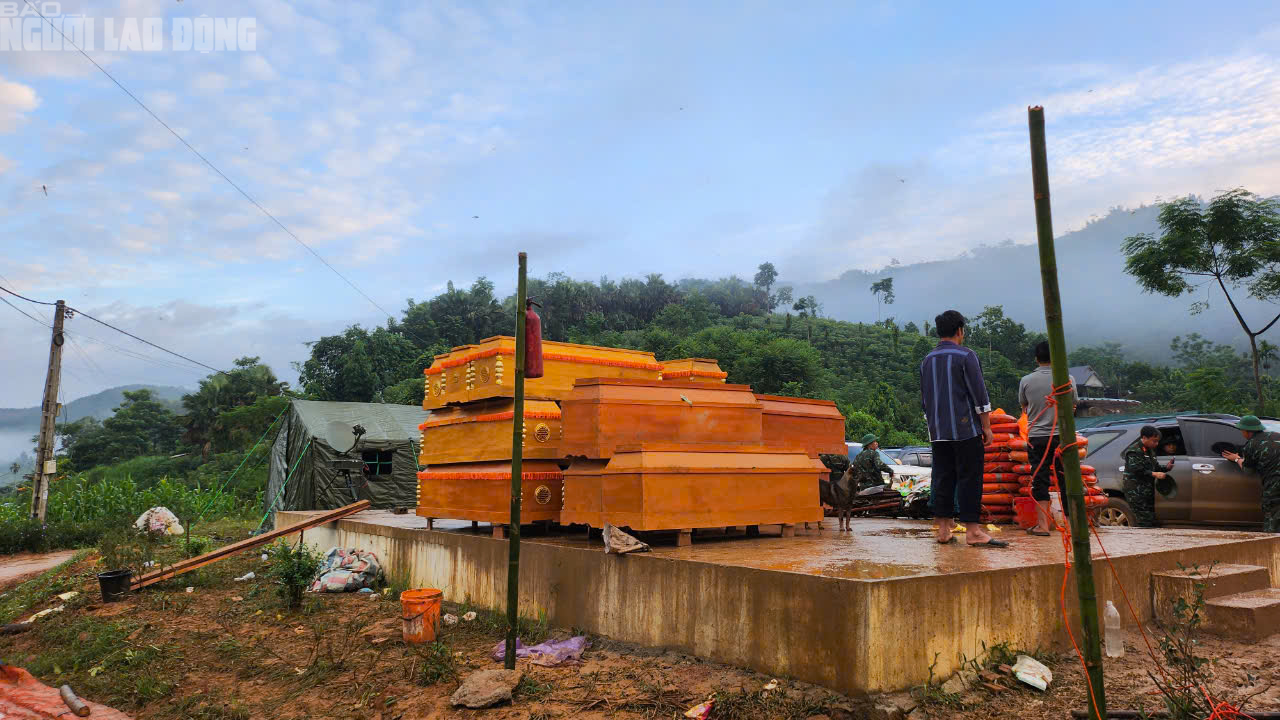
[920,310,1007,547]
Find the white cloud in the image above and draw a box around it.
[0,75,39,133]
[241,54,279,83]
[192,72,230,93]
[146,190,181,204]
[112,148,144,164]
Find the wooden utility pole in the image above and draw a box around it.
[505,252,527,670]
[1027,106,1106,720]
[31,299,66,522]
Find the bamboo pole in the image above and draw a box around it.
[1027,106,1106,720]
[506,251,528,670]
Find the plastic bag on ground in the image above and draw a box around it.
[603,523,650,554]
[309,548,383,593]
[490,636,590,666]
[1012,654,1052,691]
[135,506,184,535]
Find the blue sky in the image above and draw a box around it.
[2,0,1280,405]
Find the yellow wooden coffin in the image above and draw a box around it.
[755,394,847,457]
[423,337,662,409]
[416,460,564,524]
[560,378,764,459]
[418,399,562,466]
[559,443,824,530]
[660,358,727,383]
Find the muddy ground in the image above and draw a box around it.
[2,547,1279,720]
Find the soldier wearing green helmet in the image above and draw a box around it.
[850,433,895,493]
[1222,415,1280,532]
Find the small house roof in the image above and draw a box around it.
[1068,365,1105,388]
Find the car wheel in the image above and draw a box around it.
[1095,497,1135,527]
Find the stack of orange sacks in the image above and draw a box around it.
[981,410,1025,523]
[1010,435,1103,510]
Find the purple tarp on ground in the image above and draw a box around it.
[490,636,590,666]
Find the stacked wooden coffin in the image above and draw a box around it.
[416,337,662,532]
[417,342,845,541]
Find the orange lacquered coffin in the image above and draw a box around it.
[559,443,824,530]
[418,399,563,465]
[423,337,661,409]
[416,460,563,523]
[560,378,764,459]
[755,394,846,457]
[660,358,727,383]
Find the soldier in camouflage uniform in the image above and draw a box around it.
[1122,425,1170,528]
[1222,415,1280,532]
[851,433,895,492]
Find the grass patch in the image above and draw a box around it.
[413,641,459,686]
[910,652,961,707]
[24,616,177,710]
[0,549,91,624]
[452,599,549,644]
[710,687,828,720]
[516,674,555,701]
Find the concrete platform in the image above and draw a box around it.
[276,511,1280,694]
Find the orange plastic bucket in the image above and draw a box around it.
[400,588,443,644]
[1014,496,1039,530]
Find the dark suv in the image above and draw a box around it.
[1079,413,1280,527]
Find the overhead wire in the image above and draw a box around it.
[21,0,398,326]
[2,284,227,376]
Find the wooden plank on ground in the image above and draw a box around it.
[130,500,371,590]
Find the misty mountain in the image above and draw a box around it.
[0,384,188,430]
[0,385,188,473]
[796,206,1278,361]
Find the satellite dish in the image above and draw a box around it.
[324,420,360,454]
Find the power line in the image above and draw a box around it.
[0,294,49,327]
[0,284,58,307]
[1,284,226,376]
[66,329,208,375]
[69,307,226,375]
[22,0,397,324]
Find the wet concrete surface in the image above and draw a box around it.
[322,511,1264,581]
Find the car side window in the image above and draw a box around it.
[1083,430,1125,458]
[918,452,932,467]
[1180,420,1244,457]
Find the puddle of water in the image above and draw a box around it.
[818,560,930,579]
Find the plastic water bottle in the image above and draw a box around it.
[1104,601,1124,658]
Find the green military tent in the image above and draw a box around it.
[264,399,428,514]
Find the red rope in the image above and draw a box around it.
[1027,382,1253,720]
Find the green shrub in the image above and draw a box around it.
[265,540,323,609]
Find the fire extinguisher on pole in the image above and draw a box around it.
[524,298,544,379]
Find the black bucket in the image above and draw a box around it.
[97,569,132,603]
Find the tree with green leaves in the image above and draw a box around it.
[1123,188,1280,410]
[870,277,895,322]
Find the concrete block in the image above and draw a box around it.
[1205,588,1280,643]
[1151,564,1270,625]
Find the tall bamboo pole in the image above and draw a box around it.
[1027,106,1106,720]
[505,252,528,670]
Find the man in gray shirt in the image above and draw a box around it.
[1018,340,1077,535]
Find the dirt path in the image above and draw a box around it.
[0,550,77,585]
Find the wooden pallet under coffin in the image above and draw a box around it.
[422,336,662,410]
[559,444,825,533]
[416,460,564,525]
[755,394,847,458]
[417,398,563,466]
[560,378,764,459]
